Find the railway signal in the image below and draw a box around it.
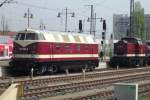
[102,31,105,40]
[103,20,106,31]
[101,19,106,40]
[79,20,82,33]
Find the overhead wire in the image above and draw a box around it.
[14,1,60,12]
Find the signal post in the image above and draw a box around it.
[101,18,106,61]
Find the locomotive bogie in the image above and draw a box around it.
[109,56,146,68]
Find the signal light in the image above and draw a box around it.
[102,32,105,40]
[110,34,113,39]
[72,12,75,17]
[101,40,103,45]
[103,20,106,31]
[57,13,61,17]
[79,20,82,32]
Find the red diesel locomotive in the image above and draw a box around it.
[9,29,99,75]
[109,37,147,67]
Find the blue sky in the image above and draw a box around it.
[0,0,149,36]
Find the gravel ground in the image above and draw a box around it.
[140,96,150,100]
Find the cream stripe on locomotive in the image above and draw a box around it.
[13,54,99,58]
[114,54,146,57]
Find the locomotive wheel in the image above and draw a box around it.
[139,59,144,67]
[88,66,95,71]
[35,65,47,75]
[47,65,58,73]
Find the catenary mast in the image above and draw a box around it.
[130,0,134,36]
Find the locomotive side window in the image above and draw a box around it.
[55,43,61,49]
[64,44,71,53]
[54,43,62,53]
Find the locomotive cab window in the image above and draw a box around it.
[26,33,38,40]
[122,38,139,44]
[15,33,45,40]
[137,39,142,45]
[15,33,25,40]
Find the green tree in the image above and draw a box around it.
[133,1,145,40]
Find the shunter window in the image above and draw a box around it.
[122,38,138,44]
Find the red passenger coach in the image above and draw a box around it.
[10,29,99,75]
[0,36,13,60]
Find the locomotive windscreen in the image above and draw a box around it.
[15,33,45,40]
[121,37,142,44]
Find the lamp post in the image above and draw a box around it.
[87,13,101,39]
[57,7,75,32]
[24,8,33,28]
[39,20,46,30]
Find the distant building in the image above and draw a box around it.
[113,14,150,40]
[145,14,150,39]
[0,31,16,37]
[113,14,130,40]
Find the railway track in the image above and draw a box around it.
[1,67,150,100]
[0,67,149,88]
[71,80,150,100]
[22,72,150,100]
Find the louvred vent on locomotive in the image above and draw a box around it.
[36,42,49,54]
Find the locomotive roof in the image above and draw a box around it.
[17,29,97,44]
[121,37,141,41]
